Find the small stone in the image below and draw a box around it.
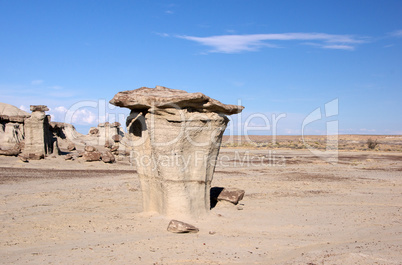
[27,153,44,160]
[101,151,115,163]
[213,187,245,205]
[67,143,76,151]
[19,155,29,163]
[84,145,96,152]
[65,154,73,160]
[167,220,199,234]
[237,205,244,210]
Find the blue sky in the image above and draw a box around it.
[1,0,401,135]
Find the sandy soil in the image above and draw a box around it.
[1,148,401,264]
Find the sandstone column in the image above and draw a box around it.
[110,86,244,219]
[22,105,53,159]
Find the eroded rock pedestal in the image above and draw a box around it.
[22,105,53,159]
[110,86,244,218]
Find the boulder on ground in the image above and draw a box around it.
[102,151,115,163]
[211,187,245,205]
[0,143,23,156]
[65,154,73,160]
[167,220,199,234]
[83,151,101,162]
[27,153,44,160]
[0,148,20,156]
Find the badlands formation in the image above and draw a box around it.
[1,88,401,264]
[110,86,244,219]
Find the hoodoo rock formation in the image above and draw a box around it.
[0,103,30,149]
[110,86,244,218]
[22,105,53,159]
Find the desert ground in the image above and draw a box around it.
[1,135,401,264]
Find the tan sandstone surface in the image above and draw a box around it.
[0,148,401,264]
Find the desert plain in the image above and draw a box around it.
[1,135,401,264]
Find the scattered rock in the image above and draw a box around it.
[0,147,20,156]
[77,151,84,157]
[67,143,76,151]
[101,151,115,163]
[84,145,96,152]
[19,154,29,162]
[211,187,245,205]
[167,220,199,234]
[27,153,44,160]
[83,151,101,162]
[65,154,73,160]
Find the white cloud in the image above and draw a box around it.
[322,44,355,51]
[31,80,44,85]
[154,32,170,37]
[49,106,98,125]
[390,30,402,37]
[54,106,68,113]
[72,109,97,125]
[177,32,366,53]
[19,105,29,112]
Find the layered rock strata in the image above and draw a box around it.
[0,102,30,148]
[110,86,244,218]
[22,105,53,159]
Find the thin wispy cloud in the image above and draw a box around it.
[177,32,367,53]
[390,29,402,37]
[48,85,63,90]
[31,80,44,85]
